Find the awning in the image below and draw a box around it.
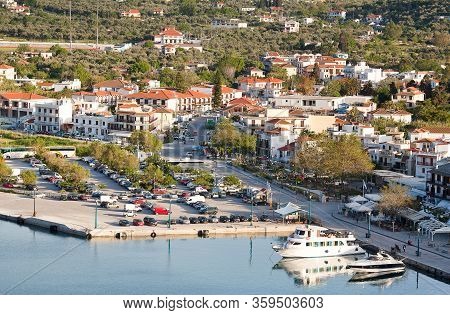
[433,226,450,234]
[350,195,368,203]
[437,200,450,211]
[345,202,361,210]
[364,194,381,202]
[352,205,372,213]
[399,208,429,222]
[275,202,307,216]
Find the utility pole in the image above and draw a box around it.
[308,194,311,225]
[32,188,37,217]
[95,200,98,229]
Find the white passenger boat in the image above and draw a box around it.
[272,225,365,258]
[346,251,405,274]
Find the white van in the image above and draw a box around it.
[185,195,206,204]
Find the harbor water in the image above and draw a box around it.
[1,221,449,295]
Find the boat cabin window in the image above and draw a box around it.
[313,242,319,247]
[334,241,339,246]
[296,230,306,236]
[308,231,311,238]
[347,241,355,246]
[306,242,311,247]
[339,241,344,246]
[320,242,325,247]
[327,241,333,246]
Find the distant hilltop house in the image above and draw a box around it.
[328,10,346,19]
[121,9,141,18]
[284,20,299,33]
[366,14,383,24]
[152,8,164,16]
[0,64,16,80]
[211,18,248,28]
[259,15,275,23]
[392,87,425,109]
[213,1,224,9]
[302,17,314,25]
[241,7,256,13]
[152,27,203,55]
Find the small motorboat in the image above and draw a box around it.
[346,251,405,274]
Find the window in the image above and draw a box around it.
[326,241,333,246]
[313,242,319,247]
[320,242,325,247]
[306,242,311,247]
[75,119,78,123]
[422,168,425,174]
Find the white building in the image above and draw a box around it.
[34,99,73,133]
[54,79,81,92]
[269,95,373,111]
[211,19,248,28]
[328,10,347,19]
[303,18,314,25]
[73,111,114,140]
[392,87,425,109]
[284,20,299,33]
[0,64,16,80]
[370,109,412,123]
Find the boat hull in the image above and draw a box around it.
[349,270,405,282]
[274,245,365,258]
[347,266,405,274]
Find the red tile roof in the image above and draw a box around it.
[0,64,14,69]
[159,27,183,36]
[0,92,48,100]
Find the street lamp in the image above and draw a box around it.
[366,211,371,238]
[308,194,312,225]
[250,193,254,227]
[32,187,37,217]
[95,200,99,229]
[416,227,421,257]
[168,199,172,228]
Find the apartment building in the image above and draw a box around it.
[109,103,157,133]
[238,77,284,99]
[426,163,450,207]
[34,98,73,133]
[211,19,248,28]
[412,139,450,178]
[284,20,299,33]
[73,111,114,140]
[0,92,49,121]
[269,95,373,111]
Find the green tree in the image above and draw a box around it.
[21,170,37,186]
[0,157,12,180]
[130,60,151,76]
[377,184,414,219]
[269,65,288,81]
[129,130,162,154]
[296,76,315,95]
[212,70,223,109]
[73,64,92,87]
[384,22,403,40]
[194,172,214,189]
[223,175,241,187]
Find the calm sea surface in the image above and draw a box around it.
[0,221,449,295]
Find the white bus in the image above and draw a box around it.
[1,146,76,159]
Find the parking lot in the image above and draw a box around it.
[1,157,274,231]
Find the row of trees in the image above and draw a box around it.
[211,119,257,158]
[88,142,139,175]
[293,134,374,187]
[38,150,90,191]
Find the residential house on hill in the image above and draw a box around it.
[121,9,141,18]
[93,79,139,95]
[392,87,425,108]
[0,64,16,80]
[369,109,412,123]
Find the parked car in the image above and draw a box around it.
[132,198,146,205]
[199,207,218,215]
[177,216,190,224]
[230,215,241,223]
[78,194,89,201]
[133,219,144,226]
[219,215,230,223]
[259,214,271,222]
[2,183,14,188]
[143,217,158,226]
[208,216,219,223]
[197,216,208,224]
[249,214,259,222]
[189,217,199,224]
[118,193,129,201]
[153,207,170,215]
[119,219,131,227]
[67,193,79,201]
[152,194,163,200]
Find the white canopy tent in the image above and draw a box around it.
[364,194,381,202]
[345,202,361,210]
[350,195,368,203]
[275,202,307,216]
[352,204,372,213]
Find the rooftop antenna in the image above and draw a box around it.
[69,0,72,51]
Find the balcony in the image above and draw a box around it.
[416,161,434,166]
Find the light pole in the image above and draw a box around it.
[32,187,37,217]
[308,194,312,225]
[168,199,172,228]
[416,227,421,257]
[95,200,99,229]
[250,193,254,226]
[366,211,371,238]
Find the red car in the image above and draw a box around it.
[179,179,190,185]
[132,198,146,205]
[153,207,170,215]
[133,219,144,226]
[181,191,190,198]
[2,183,14,188]
[152,188,167,195]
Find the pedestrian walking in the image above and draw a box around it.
[403,244,406,252]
